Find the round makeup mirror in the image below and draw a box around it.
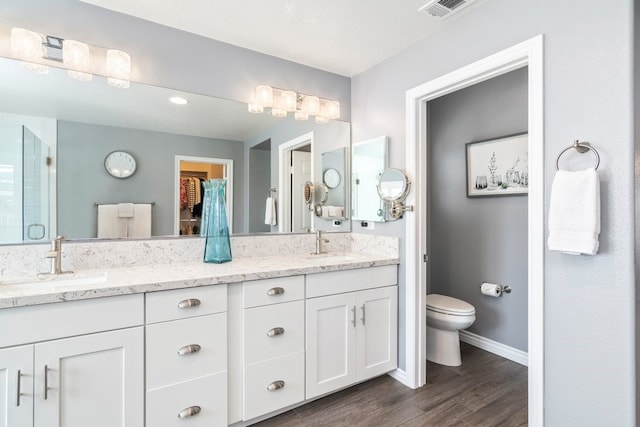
[376,168,413,220]
[303,181,314,207]
[377,168,410,202]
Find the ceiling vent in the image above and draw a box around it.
[419,0,476,19]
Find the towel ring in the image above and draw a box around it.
[555,140,600,171]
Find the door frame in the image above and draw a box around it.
[403,35,544,425]
[277,131,314,233]
[174,155,234,234]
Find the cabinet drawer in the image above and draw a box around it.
[306,265,397,298]
[0,294,143,348]
[146,285,226,324]
[243,352,304,421]
[243,301,304,365]
[146,313,226,390]
[146,372,227,427]
[243,276,304,308]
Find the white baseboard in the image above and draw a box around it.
[459,330,528,366]
[387,368,410,387]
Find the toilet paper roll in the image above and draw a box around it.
[480,282,502,297]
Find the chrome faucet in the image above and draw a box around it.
[43,236,72,275]
[314,230,330,255]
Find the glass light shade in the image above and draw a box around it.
[271,108,287,118]
[248,103,264,113]
[256,85,273,107]
[294,110,309,121]
[280,90,297,112]
[106,49,131,88]
[302,95,320,116]
[326,100,340,120]
[11,28,48,74]
[315,115,329,124]
[63,40,92,81]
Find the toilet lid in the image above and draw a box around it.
[426,294,475,316]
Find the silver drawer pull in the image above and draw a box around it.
[177,405,201,418]
[267,380,285,391]
[177,344,202,356]
[267,287,284,296]
[266,327,285,337]
[177,298,201,309]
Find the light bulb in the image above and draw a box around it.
[106,49,131,88]
[63,40,92,81]
[326,100,340,120]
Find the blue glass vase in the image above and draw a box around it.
[202,179,232,263]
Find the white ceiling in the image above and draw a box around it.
[77,0,484,77]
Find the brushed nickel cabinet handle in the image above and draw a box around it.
[43,365,49,400]
[177,298,201,309]
[177,405,201,418]
[267,380,285,391]
[267,287,284,296]
[361,304,366,325]
[351,306,356,327]
[266,327,285,337]
[16,370,21,407]
[177,344,202,356]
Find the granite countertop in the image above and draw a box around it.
[0,252,399,309]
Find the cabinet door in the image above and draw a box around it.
[34,327,144,427]
[0,345,33,427]
[306,293,357,399]
[356,286,398,381]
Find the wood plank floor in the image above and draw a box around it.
[253,343,527,427]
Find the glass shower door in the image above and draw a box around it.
[22,126,50,241]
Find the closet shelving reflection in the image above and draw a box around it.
[179,170,208,235]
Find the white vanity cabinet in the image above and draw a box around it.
[145,285,227,427]
[241,276,305,421]
[0,294,144,427]
[305,265,398,399]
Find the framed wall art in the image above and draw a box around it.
[466,133,528,197]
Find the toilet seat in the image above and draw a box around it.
[426,294,475,316]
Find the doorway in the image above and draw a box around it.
[173,155,234,235]
[278,132,314,233]
[403,36,544,425]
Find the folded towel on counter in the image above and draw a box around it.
[548,167,600,255]
[264,197,277,226]
[118,203,134,218]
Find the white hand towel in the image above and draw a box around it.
[97,204,127,238]
[548,167,600,255]
[264,197,277,226]
[128,204,152,238]
[118,203,134,218]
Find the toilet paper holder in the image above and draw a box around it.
[479,282,512,296]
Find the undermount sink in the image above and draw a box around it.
[303,253,358,262]
[0,271,108,288]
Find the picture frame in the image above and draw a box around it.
[466,133,528,197]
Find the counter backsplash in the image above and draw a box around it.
[0,233,398,279]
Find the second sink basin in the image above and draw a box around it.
[0,271,108,288]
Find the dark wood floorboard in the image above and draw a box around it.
[253,343,527,427]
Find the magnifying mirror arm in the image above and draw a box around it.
[384,200,414,220]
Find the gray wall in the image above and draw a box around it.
[352,0,635,424]
[58,121,244,238]
[428,68,528,351]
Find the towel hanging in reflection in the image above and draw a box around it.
[265,197,277,226]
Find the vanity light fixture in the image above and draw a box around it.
[247,84,340,123]
[9,26,132,88]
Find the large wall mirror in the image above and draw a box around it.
[0,55,351,245]
[352,136,387,222]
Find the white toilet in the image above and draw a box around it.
[426,294,476,366]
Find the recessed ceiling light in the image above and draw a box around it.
[169,96,188,105]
